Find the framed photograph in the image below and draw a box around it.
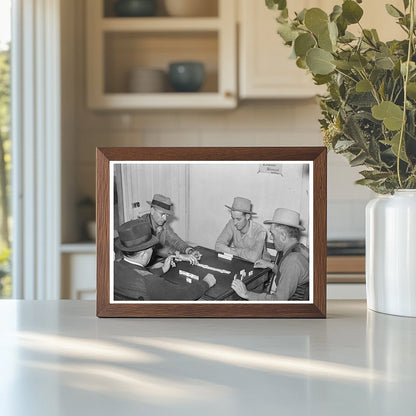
[96,147,327,318]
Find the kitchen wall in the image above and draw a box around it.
[61,0,375,243]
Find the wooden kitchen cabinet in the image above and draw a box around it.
[86,0,237,109]
[238,0,326,99]
[238,0,404,99]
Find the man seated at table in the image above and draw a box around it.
[114,220,216,301]
[231,208,309,301]
[215,196,267,263]
[140,193,201,265]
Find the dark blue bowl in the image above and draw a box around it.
[168,62,205,92]
[114,0,157,17]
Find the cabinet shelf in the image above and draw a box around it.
[101,17,221,32]
[90,92,234,110]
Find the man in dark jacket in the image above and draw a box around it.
[114,220,215,301]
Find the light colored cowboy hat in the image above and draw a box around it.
[114,220,159,252]
[225,196,256,214]
[146,193,174,215]
[264,208,305,231]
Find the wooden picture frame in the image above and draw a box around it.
[96,147,327,318]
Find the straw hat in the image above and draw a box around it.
[225,197,256,214]
[264,208,305,231]
[146,193,174,215]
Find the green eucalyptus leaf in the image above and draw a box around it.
[363,29,376,46]
[344,115,367,147]
[334,140,355,151]
[333,60,352,70]
[277,23,299,43]
[339,31,356,43]
[276,14,288,24]
[336,15,348,36]
[372,101,404,130]
[296,57,308,69]
[360,170,391,180]
[369,136,382,163]
[306,48,335,75]
[342,0,363,24]
[266,0,287,11]
[330,5,342,21]
[350,152,368,167]
[294,33,316,58]
[289,44,297,59]
[356,79,372,92]
[328,21,338,44]
[378,78,386,100]
[318,27,334,52]
[385,4,404,18]
[371,29,380,42]
[389,132,409,162]
[313,74,332,85]
[401,61,416,76]
[296,8,307,23]
[350,54,368,70]
[375,55,395,70]
[304,8,329,35]
[407,82,416,99]
[399,14,411,29]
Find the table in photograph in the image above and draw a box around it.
[163,246,269,300]
[1,300,416,416]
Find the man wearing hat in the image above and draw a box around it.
[140,193,201,265]
[231,208,309,301]
[114,220,215,300]
[215,197,267,263]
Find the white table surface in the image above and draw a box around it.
[0,300,415,416]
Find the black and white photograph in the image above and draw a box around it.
[110,160,313,303]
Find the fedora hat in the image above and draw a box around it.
[264,208,305,231]
[225,197,256,215]
[146,193,174,215]
[114,220,159,252]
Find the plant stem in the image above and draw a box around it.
[397,0,415,188]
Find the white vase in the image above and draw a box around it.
[366,189,416,317]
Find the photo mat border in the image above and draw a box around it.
[96,147,327,318]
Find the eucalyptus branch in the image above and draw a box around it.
[397,0,415,188]
[334,68,358,84]
[358,69,381,105]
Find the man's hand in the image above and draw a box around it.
[203,273,216,288]
[231,280,249,299]
[162,255,176,273]
[254,259,274,269]
[175,252,199,265]
[185,248,202,261]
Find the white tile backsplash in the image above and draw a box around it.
[328,199,369,240]
[74,100,370,240]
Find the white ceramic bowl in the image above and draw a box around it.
[164,0,217,17]
[128,68,167,93]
